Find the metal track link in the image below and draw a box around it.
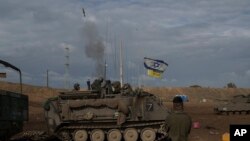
[60,121,165,131]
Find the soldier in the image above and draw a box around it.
[165,96,192,141]
[105,80,113,94]
[87,79,91,90]
[111,81,121,94]
[91,77,103,92]
[122,83,133,95]
[73,83,80,91]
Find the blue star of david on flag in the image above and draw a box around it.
[144,57,168,72]
[144,57,168,78]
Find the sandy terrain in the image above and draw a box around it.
[146,87,250,141]
[1,81,250,141]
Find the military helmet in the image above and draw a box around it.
[173,96,183,103]
[74,83,80,90]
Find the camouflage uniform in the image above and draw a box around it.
[111,81,121,94]
[103,80,113,94]
[165,97,192,141]
[122,83,133,95]
[91,78,103,92]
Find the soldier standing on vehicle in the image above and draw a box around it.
[87,79,91,90]
[91,77,103,92]
[104,80,113,94]
[73,83,80,91]
[165,96,192,141]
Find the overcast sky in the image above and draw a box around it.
[0,0,250,88]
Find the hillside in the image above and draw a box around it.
[2,81,249,104]
[144,86,250,103]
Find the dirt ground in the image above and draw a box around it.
[184,103,250,141]
[1,81,250,141]
[23,101,250,141]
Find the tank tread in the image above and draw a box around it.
[214,109,250,115]
[59,121,165,131]
[56,121,166,141]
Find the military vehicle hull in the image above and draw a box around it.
[44,91,169,141]
[214,95,250,115]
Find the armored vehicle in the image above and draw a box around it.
[43,80,169,141]
[0,60,28,140]
[214,94,250,115]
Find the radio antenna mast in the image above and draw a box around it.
[64,46,70,90]
[120,40,123,87]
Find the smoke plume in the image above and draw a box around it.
[83,21,105,77]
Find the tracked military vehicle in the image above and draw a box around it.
[43,80,169,141]
[214,94,250,115]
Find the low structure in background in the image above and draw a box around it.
[175,94,189,102]
[0,60,28,140]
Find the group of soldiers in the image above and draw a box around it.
[73,78,192,141]
[73,77,133,95]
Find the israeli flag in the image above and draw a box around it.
[144,57,168,72]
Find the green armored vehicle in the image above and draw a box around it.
[214,94,250,115]
[43,79,169,141]
[0,60,28,140]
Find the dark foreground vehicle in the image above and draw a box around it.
[0,60,28,140]
[0,90,28,140]
[43,82,169,141]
